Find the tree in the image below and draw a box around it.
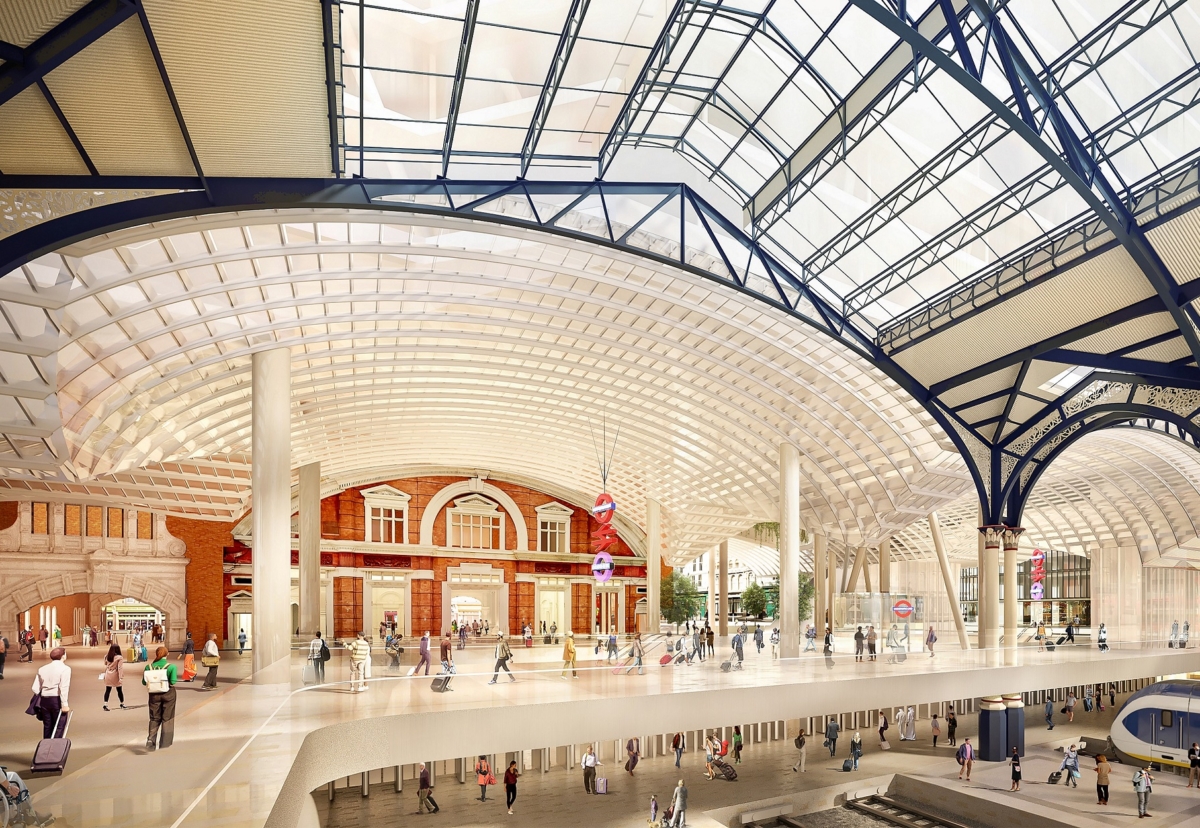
[765,572,816,624]
[741,581,767,619]
[661,571,702,632]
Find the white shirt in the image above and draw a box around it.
[581,752,598,768]
[309,638,324,659]
[203,640,219,658]
[33,660,71,706]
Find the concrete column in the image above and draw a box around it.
[976,504,988,647]
[979,525,1003,651]
[646,498,661,634]
[718,540,729,637]
[299,462,321,638]
[778,443,801,658]
[1003,528,1022,652]
[929,512,969,650]
[879,537,891,596]
[813,534,826,631]
[252,347,292,673]
[826,542,837,629]
[706,547,716,626]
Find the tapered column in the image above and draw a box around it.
[299,462,321,638]
[813,534,827,630]
[1003,528,1023,651]
[252,347,292,672]
[645,499,662,634]
[826,542,837,629]
[929,512,969,650]
[979,525,1003,651]
[976,505,988,647]
[879,537,891,596]
[778,443,801,658]
[718,540,729,637]
[707,547,716,625]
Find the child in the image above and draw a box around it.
[648,793,659,827]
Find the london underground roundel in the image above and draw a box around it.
[592,551,615,583]
[892,599,914,618]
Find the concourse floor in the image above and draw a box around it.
[1,635,1195,828]
[317,683,1197,828]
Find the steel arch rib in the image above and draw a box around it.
[846,0,1200,366]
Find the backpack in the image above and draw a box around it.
[672,733,682,750]
[319,641,331,663]
[956,745,968,765]
[883,717,889,731]
[794,734,805,749]
[720,739,729,757]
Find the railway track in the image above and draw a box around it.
[846,794,972,828]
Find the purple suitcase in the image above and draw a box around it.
[31,711,71,773]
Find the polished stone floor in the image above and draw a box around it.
[1,634,1196,828]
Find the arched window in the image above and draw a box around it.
[447,495,504,550]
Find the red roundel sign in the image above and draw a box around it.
[892,600,914,618]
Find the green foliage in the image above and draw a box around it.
[741,581,767,618]
[661,571,702,630]
[765,571,816,623]
[751,521,809,548]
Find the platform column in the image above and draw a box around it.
[778,443,801,658]
[826,540,837,630]
[978,526,1003,651]
[646,498,662,634]
[707,547,716,625]
[1002,528,1023,652]
[879,537,891,600]
[718,540,729,637]
[299,461,321,639]
[252,346,292,672]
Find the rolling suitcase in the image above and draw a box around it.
[720,660,732,672]
[1056,636,1067,647]
[673,652,686,665]
[595,777,608,794]
[1048,770,1062,784]
[431,675,453,693]
[718,760,737,781]
[31,711,71,774]
[842,758,853,772]
[659,653,673,666]
[302,662,316,685]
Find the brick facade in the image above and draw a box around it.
[167,516,235,642]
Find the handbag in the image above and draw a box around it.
[202,656,220,667]
[880,740,891,750]
[145,668,170,694]
[486,773,497,786]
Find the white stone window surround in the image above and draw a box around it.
[447,494,505,551]
[362,485,411,545]
[535,501,573,554]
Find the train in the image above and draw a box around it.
[1109,679,1200,769]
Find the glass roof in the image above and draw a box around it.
[333,0,1200,334]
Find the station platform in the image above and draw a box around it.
[5,637,1198,828]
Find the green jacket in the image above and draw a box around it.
[142,658,179,686]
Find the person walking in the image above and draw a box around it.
[903,706,916,741]
[1009,747,1022,791]
[37,625,48,651]
[1060,744,1080,788]
[753,625,763,654]
[308,630,328,683]
[1134,764,1153,817]
[1097,622,1109,652]
[770,627,779,659]
[489,633,516,684]
[561,631,577,679]
[416,631,432,676]
[606,632,619,663]
[956,738,974,781]
[200,633,220,691]
[877,711,889,745]
[439,631,453,674]
[177,631,196,682]
[1065,619,1076,645]
[925,625,937,656]
[850,732,863,771]
[689,627,703,664]
[1188,741,1200,787]
[1109,683,1116,708]
[143,645,178,750]
[1092,754,1111,805]
[347,632,370,692]
[474,755,493,802]
[804,624,816,652]
[866,625,877,661]
[704,732,721,779]
[581,745,599,794]
[886,624,903,662]
[1170,619,1180,648]
[20,627,33,662]
[706,625,714,656]
[669,779,687,828]
[792,728,807,772]
[931,713,941,747]
[626,737,641,776]
[731,631,744,670]
[853,626,865,662]
[415,762,439,815]
[1045,695,1055,730]
[824,717,841,757]
[1036,621,1046,651]
[732,726,743,764]
[822,626,833,655]
[626,632,646,675]
[31,647,71,740]
[1065,691,1076,723]
[102,643,126,710]
[504,759,519,815]
[237,628,247,655]
[672,732,685,768]
[946,709,957,746]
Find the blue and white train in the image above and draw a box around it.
[1110,679,1200,768]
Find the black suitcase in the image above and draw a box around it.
[843,758,853,772]
[1048,770,1062,784]
[31,711,71,773]
[718,760,737,781]
[543,635,551,644]
[1057,635,1067,646]
[673,652,686,665]
[431,675,453,693]
[720,660,732,672]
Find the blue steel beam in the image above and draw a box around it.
[440,0,481,178]
[0,0,136,109]
[321,0,342,177]
[846,0,1200,367]
[35,79,97,175]
[520,0,591,178]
